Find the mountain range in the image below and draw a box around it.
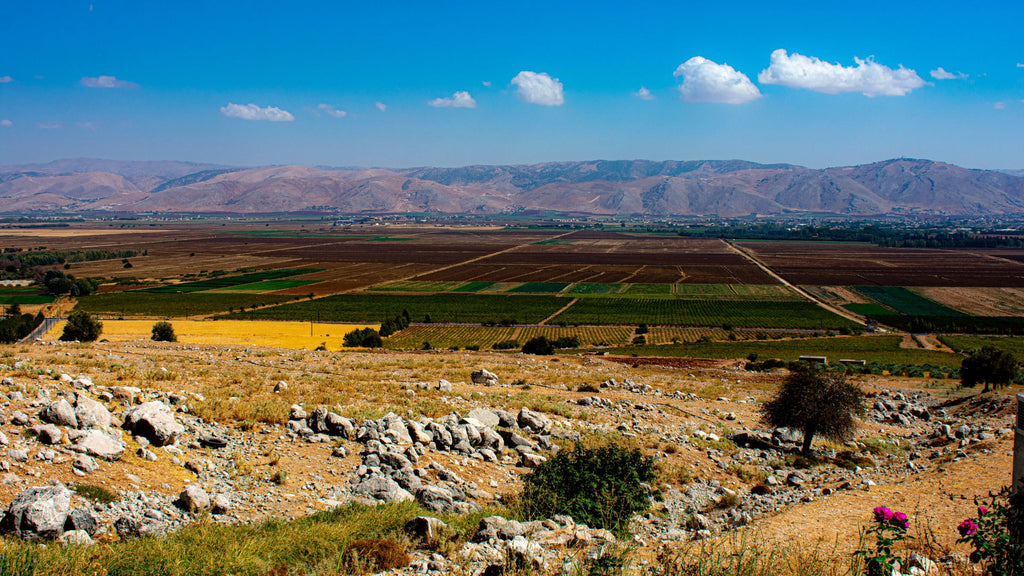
[1,158,1023,217]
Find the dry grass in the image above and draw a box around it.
[43,319,379,350]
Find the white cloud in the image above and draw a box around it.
[0,120,11,128]
[76,121,98,130]
[673,57,760,104]
[1018,63,1024,68]
[930,67,966,80]
[511,71,564,106]
[220,102,294,122]
[758,49,924,97]
[317,104,347,118]
[375,101,387,112]
[482,81,492,87]
[0,76,12,83]
[635,86,655,100]
[428,91,477,108]
[37,122,63,130]
[81,75,138,89]
[994,102,1006,110]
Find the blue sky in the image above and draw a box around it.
[1,0,1022,169]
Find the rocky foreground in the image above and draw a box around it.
[0,341,1016,574]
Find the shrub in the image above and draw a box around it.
[520,442,655,536]
[60,311,103,342]
[521,336,554,355]
[492,339,520,350]
[956,486,1024,575]
[151,321,177,342]
[343,328,383,348]
[72,482,119,504]
[342,538,410,573]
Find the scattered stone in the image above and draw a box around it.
[58,529,94,546]
[211,494,231,514]
[72,454,99,475]
[405,516,448,548]
[177,485,210,513]
[40,399,78,428]
[72,430,125,461]
[273,381,288,393]
[122,401,184,446]
[74,394,111,429]
[31,424,63,445]
[471,369,499,386]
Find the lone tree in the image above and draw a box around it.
[60,311,102,342]
[960,346,1017,392]
[521,336,554,355]
[761,363,864,455]
[151,321,177,342]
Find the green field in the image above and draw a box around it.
[0,287,55,305]
[368,281,463,292]
[382,325,518,350]
[623,284,672,295]
[567,283,623,295]
[551,298,858,330]
[452,281,496,292]
[220,293,567,324]
[594,335,960,367]
[142,269,320,293]
[506,282,570,294]
[75,292,300,317]
[854,286,966,317]
[844,303,896,316]
[939,335,1024,358]
[212,279,319,293]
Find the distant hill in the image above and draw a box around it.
[0,157,1022,216]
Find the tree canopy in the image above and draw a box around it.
[960,346,1018,391]
[761,363,865,455]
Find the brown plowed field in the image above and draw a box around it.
[739,242,1024,286]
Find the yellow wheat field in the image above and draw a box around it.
[43,319,379,350]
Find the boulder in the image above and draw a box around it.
[74,395,111,430]
[211,494,231,514]
[517,408,550,432]
[58,530,94,546]
[122,402,184,446]
[470,369,499,386]
[289,404,307,421]
[177,485,210,513]
[65,507,99,536]
[73,430,125,461]
[382,413,413,445]
[353,474,415,504]
[72,454,99,475]
[325,412,354,438]
[32,424,63,445]
[405,516,448,548]
[40,399,77,428]
[308,407,329,434]
[3,483,72,540]
[467,408,500,429]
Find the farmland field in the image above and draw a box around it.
[211,279,319,293]
[566,283,623,295]
[843,303,896,316]
[452,281,496,292]
[623,283,672,295]
[382,325,517,350]
[141,269,320,293]
[550,298,858,330]
[220,294,567,324]
[913,287,1024,316]
[739,241,1024,286]
[0,287,55,305]
[853,286,966,316]
[507,282,570,293]
[595,335,960,367]
[43,319,377,350]
[368,281,464,292]
[75,292,299,317]
[939,335,1024,357]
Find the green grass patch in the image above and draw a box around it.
[0,290,55,305]
[219,293,566,324]
[552,299,858,330]
[506,282,570,294]
[141,269,320,293]
[1,501,424,576]
[590,335,960,366]
[75,292,299,317]
[854,286,967,316]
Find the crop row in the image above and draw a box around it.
[75,292,299,318]
[853,286,966,317]
[550,298,858,330]
[141,268,319,293]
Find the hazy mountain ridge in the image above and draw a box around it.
[0,158,1022,216]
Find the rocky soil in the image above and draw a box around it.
[0,340,1016,574]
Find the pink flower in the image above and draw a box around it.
[958,519,978,537]
[873,506,895,522]
[978,506,988,515]
[892,511,909,528]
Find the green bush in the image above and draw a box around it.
[343,328,383,348]
[60,311,102,342]
[520,442,655,536]
[151,321,177,342]
[521,336,554,355]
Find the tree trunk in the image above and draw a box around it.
[801,424,816,456]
